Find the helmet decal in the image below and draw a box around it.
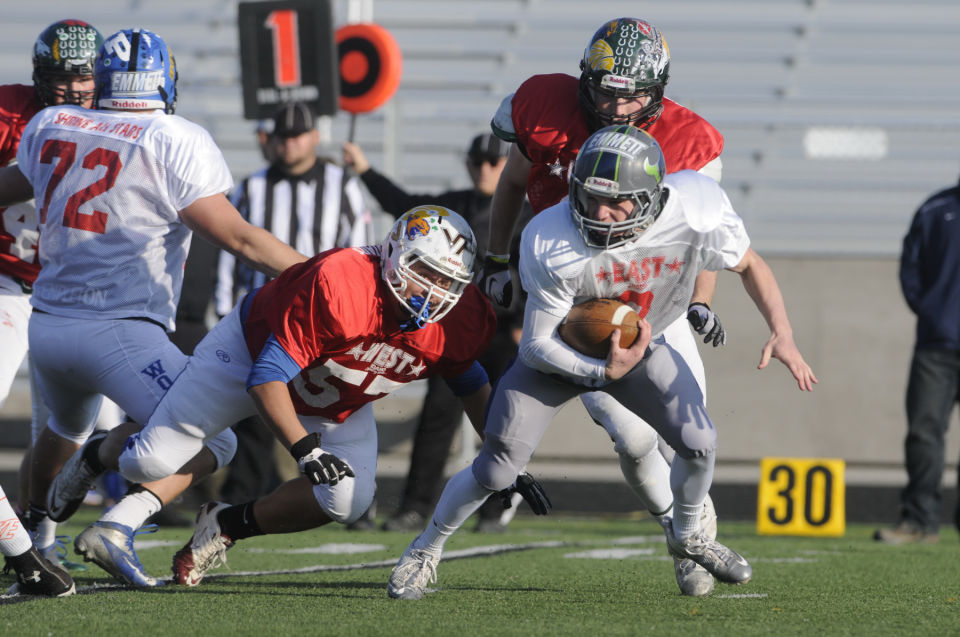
[587,40,615,73]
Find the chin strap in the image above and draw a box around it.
[399,295,431,331]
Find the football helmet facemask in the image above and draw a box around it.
[381,205,477,330]
[578,18,670,131]
[95,28,178,113]
[569,125,666,249]
[32,19,102,108]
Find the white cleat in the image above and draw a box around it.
[172,502,234,587]
[387,543,439,600]
[663,516,752,585]
[673,494,717,597]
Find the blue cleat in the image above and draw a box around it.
[75,521,164,587]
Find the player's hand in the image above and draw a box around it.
[290,433,355,486]
[498,472,552,515]
[479,253,513,309]
[604,317,652,381]
[757,332,818,392]
[687,302,726,347]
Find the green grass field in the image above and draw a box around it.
[2,509,957,636]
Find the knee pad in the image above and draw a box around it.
[118,442,181,484]
[315,475,376,525]
[205,429,238,470]
[471,445,520,492]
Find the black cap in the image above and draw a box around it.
[467,133,509,160]
[271,101,316,137]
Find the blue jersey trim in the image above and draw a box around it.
[247,333,303,390]
[444,360,488,397]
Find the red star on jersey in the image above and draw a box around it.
[666,257,685,273]
[594,267,611,283]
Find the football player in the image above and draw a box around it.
[477,17,729,595]
[0,18,104,586]
[0,27,306,587]
[46,205,549,588]
[388,126,816,600]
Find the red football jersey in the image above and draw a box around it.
[0,84,42,283]
[508,73,724,213]
[243,247,497,422]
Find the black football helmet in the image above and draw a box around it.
[578,18,670,131]
[32,19,102,107]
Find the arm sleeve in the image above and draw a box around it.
[246,333,304,389]
[443,360,489,397]
[359,168,435,217]
[518,295,607,386]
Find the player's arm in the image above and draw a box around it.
[247,336,354,485]
[687,270,726,347]
[444,360,492,439]
[487,144,531,256]
[180,193,307,279]
[0,165,33,207]
[728,248,818,391]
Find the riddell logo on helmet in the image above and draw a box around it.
[106,98,150,109]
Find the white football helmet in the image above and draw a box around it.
[381,205,477,329]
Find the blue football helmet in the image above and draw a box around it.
[95,28,177,113]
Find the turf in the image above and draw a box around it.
[2,509,957,636]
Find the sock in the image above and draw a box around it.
[101,485,162,529]
[0,487,34,557]
[34,513,57,551]
[25,503,46,533]
[217,502,263,541]
[618,446,674,516]
[412,467,492,555]
[669,454,715,539]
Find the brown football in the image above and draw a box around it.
[558,298,639,358]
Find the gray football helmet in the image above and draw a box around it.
[569,125,666,248]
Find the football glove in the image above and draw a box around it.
[479,253,513,309]
[290,433,355,486]
[498,472,552,515]
[687,302,726,347]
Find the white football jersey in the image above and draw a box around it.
[520,170,750,339]
[17,105,233,329]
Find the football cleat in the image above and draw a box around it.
[38,535,88,572]
[3,546,75,597]
[46,431,108,522]
[387,542,439,600]
[673,495,717,597]
[75,521,164,587]
[172,502,234,586]
[663,518,752,585]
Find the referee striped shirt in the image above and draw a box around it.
[215,160,371,315]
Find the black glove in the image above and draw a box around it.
[498,472,552,515]
[686,302,726,347]
[290,433,355,486]
[478,253,513,309]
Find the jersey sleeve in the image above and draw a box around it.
[159,121,234,210]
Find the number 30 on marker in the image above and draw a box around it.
[757,457,845,537]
